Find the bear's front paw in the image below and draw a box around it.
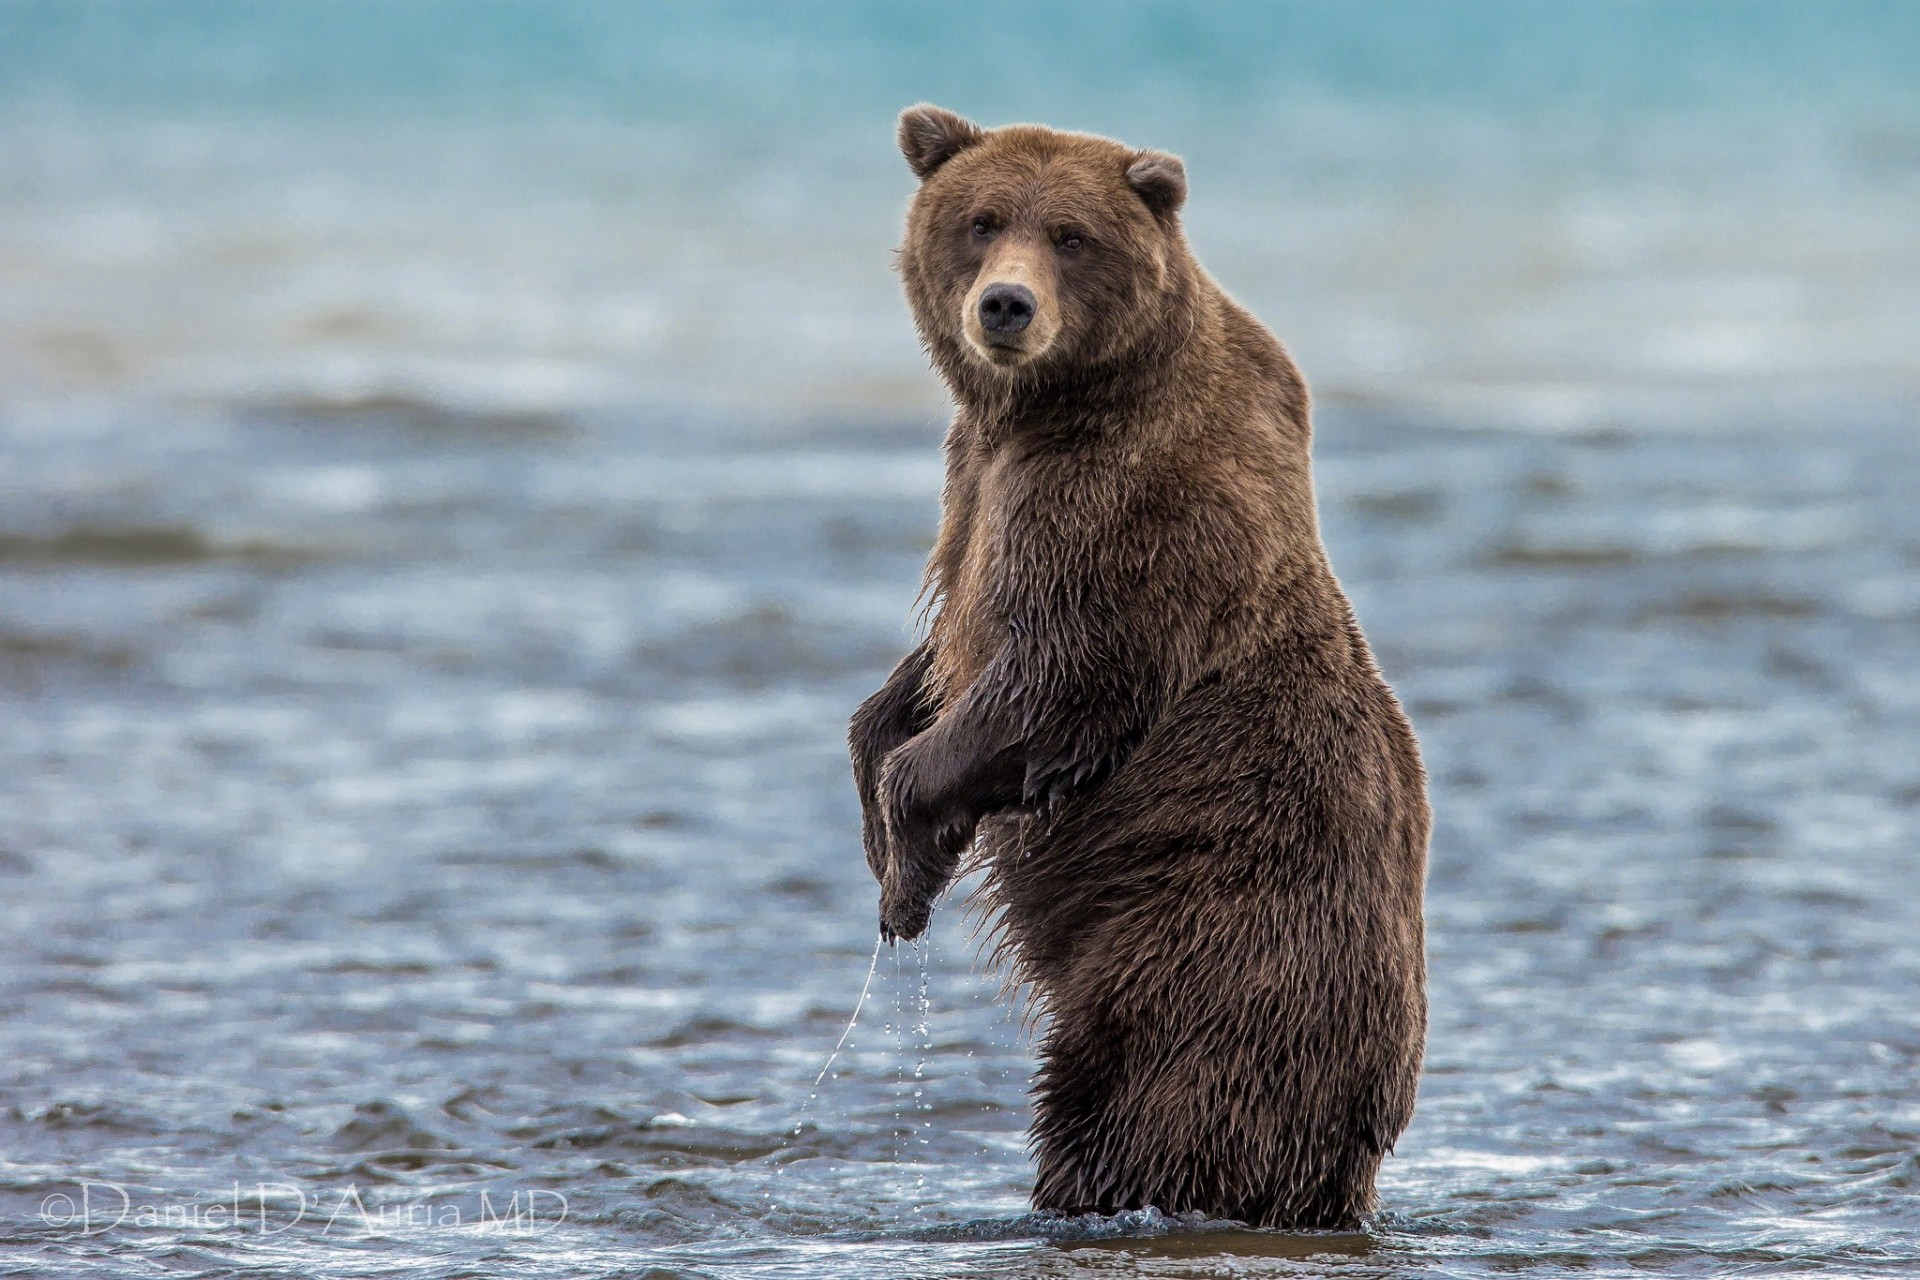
[878,883,933,944]
[875,740,972,943]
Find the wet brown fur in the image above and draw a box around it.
[848,106,1429,1231]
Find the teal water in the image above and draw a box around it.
[2,0,1916,425]
[6,1,1920,118]
[2,4,1919,1278]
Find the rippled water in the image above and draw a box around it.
[2,393,1917,1277]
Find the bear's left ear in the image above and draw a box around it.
[1126,150,1187,217]
[898,104,984,181]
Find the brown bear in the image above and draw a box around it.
[848,105,1429,1232]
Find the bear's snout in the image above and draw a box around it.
[961,253,1058,368]
[978,283,1036,338]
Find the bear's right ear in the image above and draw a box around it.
[898,104,984,181]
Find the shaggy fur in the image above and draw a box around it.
[848,105,1429,1231]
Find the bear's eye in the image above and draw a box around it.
[971,218,994,240]
[1057,232,1085,253]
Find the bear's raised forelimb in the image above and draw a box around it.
[874,496,1238,940]
[849,639,938,885]
[873,673,1027,940]
[874,647,1165,940]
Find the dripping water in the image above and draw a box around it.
[911,936,935,1213]
[889,941,905,1162]
[786,934,884,1144]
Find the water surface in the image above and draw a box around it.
[3,398,1917,1276]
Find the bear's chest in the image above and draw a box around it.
[928,450,1023,708]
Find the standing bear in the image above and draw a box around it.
[849,105,1429,1231]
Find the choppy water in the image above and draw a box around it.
[3,397,1917,1277]
[3,2,1919,1276]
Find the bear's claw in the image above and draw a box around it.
[879,896,932,944]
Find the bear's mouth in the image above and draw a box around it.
[964,325,1053,370]
[977,333,1035,363]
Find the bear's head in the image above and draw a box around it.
[895,105,1190,393]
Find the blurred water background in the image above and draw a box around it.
[1,2,1918,1277]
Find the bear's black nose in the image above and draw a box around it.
[979,283,1036,335]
